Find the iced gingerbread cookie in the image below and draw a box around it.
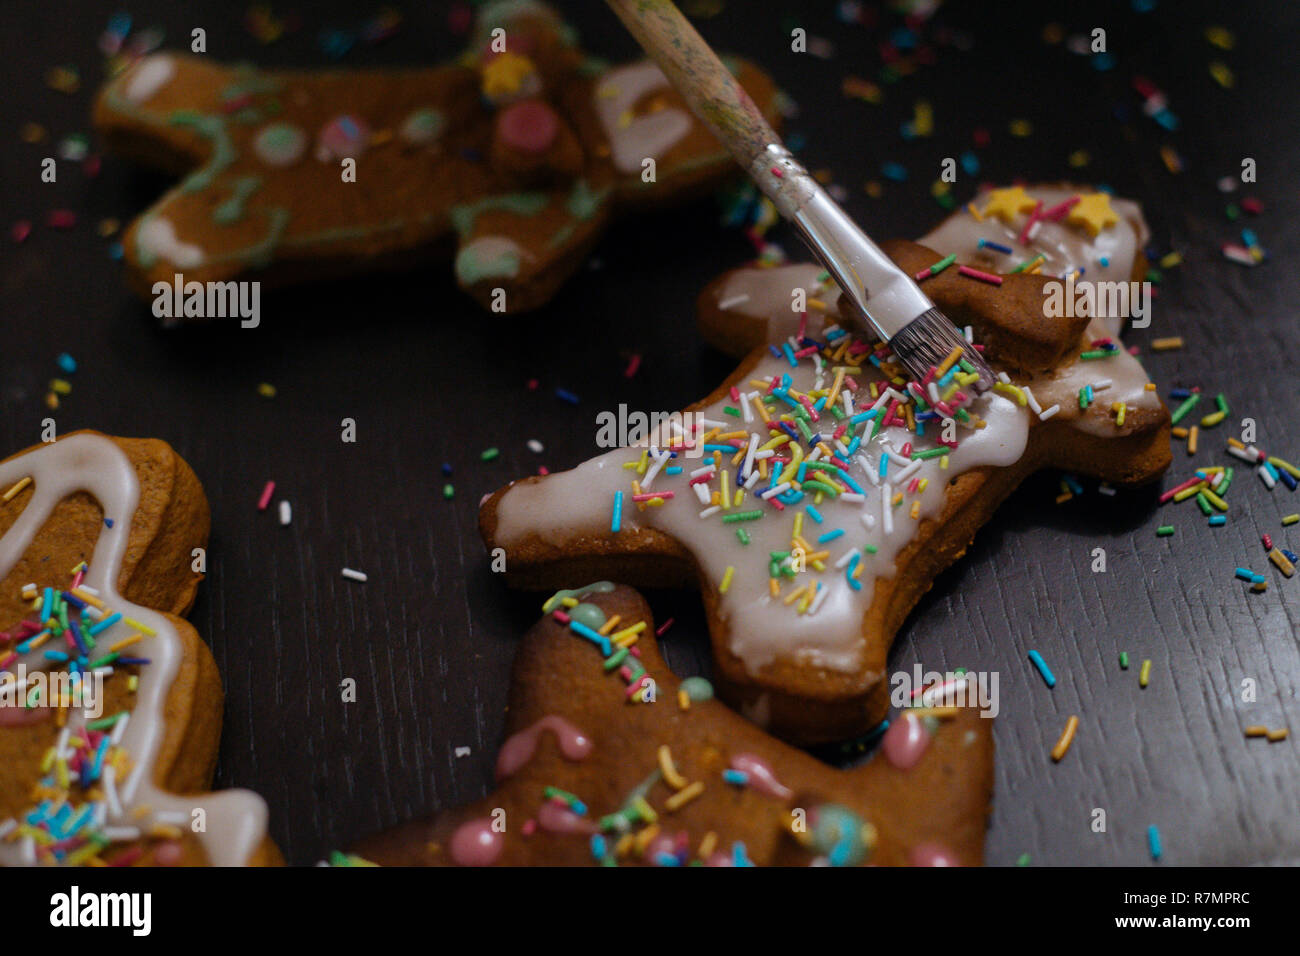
[351,583,993,866]
[93,1,781,315]
[480,187,1171,744]
[0,432,277,866]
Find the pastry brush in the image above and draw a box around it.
[604,0,994,392]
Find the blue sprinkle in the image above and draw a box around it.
[1283,549,1299,563]
[611,491,623,533]
[881,161,908,182]
[568,620,611,656]
[441,463,452,475]
[665,465,682,476]
[590,834,606,860]
[1208,515,1226,526]
[960,151,980,176]
[977,238,1013,255]
[87,612,121,636]
[806,506,824,524]
[655,852,680,867]
[1028,650,1057,688]
[817,528,845,544]
[555,388,580,405]
[1147,824,1162,860]
[722,769,748,786]
[56,353,77,374]
[104,518,113,528]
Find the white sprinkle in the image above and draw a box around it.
[843,390,854,417]
[455,746,472,758]
[808,583,831,616]
[110,712,131,745]
[1259,465,1277,489]
[834,547,861,569]
[342,568,368,582]
[279,500,292,526]
[1092,378,1113,391]
[1023,386,1042,415]
[527,439,544,454]
[103,826,142,841]
[882,484,894,536]
[964,325,974,343]
[1039,404,1061,421]
[744,470,761,489]
[155,810,189,825]
[893,459,923,485]
[690,465,716,478]
[861,512,876,530]
[699,505,721,519]
[840,492,865,503]
[80,585,101,596]
[742,433,759,478]
[739,391,753,423]
[693,482,711,504]
[642,447,670,489]
[1098,483,1117,496]
[997,371,1011,384]
[760,482,792,500]
[104,765,122,818]
[859,455,881,487]
[19,837,35,866]
[718,293,750,310]
[753,449,775,460]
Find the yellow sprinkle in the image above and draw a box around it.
[1051,715,1079,762]
[2,476,32,502]
[967,202,984,222]
[123,617,155,635]
[908,706,958,719]
[664,780,705,812]
[1159,252,1183,269]
[598,614,621,636]
[698,831,718,860]
[49,379,72,395]
[940,455,949,470]
[658,745,689,790]
[1171,426,1189,439]
[1145,382,1156,391]
[1268,548,1295,578]
[1151,337,1184,351]
[631,797,658,826]
[1267,728,1290,742]
[633,825,660,855]
[127,675,138,693]
[993,382,1027,405]
[614,834,635,857]
[108,633,145,653]
[256,382,277,399]
[719,566,735,594]
[910,501,920,520]
[677,689,690,710]
[1202,487,1228,511]
[1187,425,1199,455]
[1139,659,1152,688]
[610,621,646,645]
[1244,725,1269,737]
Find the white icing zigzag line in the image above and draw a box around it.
[0,434,267,866]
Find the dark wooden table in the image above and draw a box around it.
[2,0,1297,866]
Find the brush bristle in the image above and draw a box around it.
[888,308,995,393]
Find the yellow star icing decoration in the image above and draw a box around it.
[481,52,537,100]
[1067,191,1120,236]
[979,186,1039,223]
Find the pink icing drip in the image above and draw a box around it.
[730,753,794,802]
[909,842,959,867]
[882,712,931,770]
[537,800,597,835]
[449,818,504,866]
[495,714,593,781]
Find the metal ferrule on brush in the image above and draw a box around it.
[748,144,993,393]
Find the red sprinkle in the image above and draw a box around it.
[655,617,675,637]
[958,265,1003,286]
[1263,533,1274,550]
[12,221,32,242]
[257,480,275,511]
[47,210,76,229]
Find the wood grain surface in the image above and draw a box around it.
[1,0,1297,866]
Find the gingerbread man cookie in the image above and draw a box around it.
[351,583,993,866]
[0,432,277,865]
[93,1,780,315]
[480,187,1171,744]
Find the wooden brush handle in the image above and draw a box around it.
[605,0,779,168]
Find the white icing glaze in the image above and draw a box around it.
[123,54,175,104]
[0,435,268,866]
[594,62,693,175]
[456,235,527,282]
[137,217,205,269]
[918,185,1150,338]
[495,303,1029,674]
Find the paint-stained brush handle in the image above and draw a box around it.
[604,0,777,170]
